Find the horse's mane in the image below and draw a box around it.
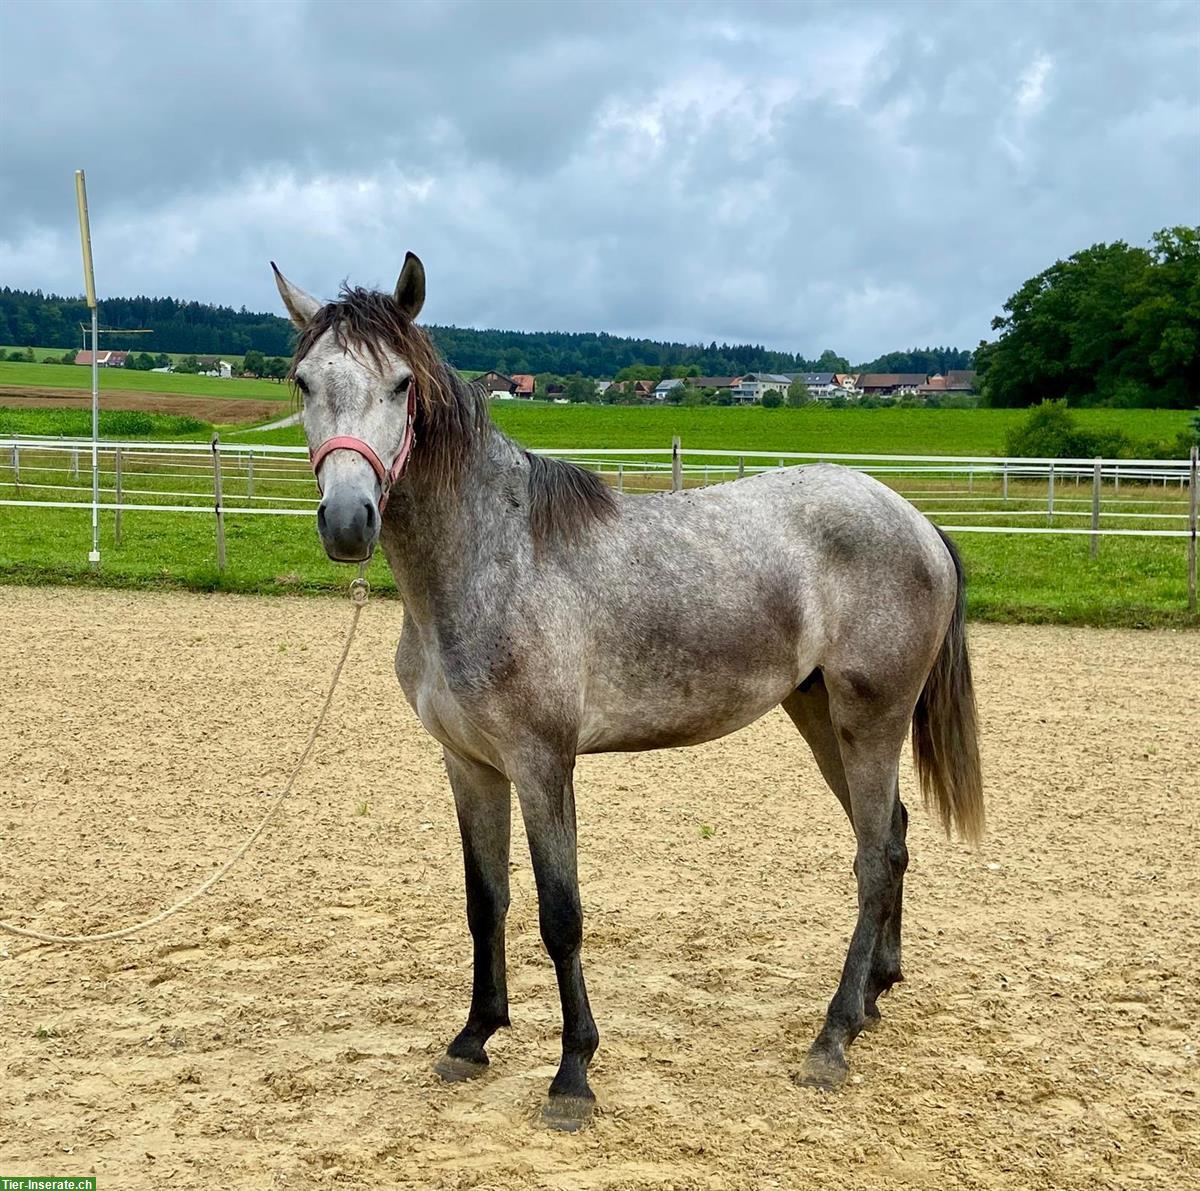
[291,285,616,542]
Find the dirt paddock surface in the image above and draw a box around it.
[1,587,1196,1189]
[0,386,283,422]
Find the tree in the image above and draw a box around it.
[978,226,1199,409]
[563,373,594,403]
[265,356,288,381]
[816,348,850,372]
[242,349,266,377]
[761,389,785,408]
[175,354,200,374]
[786,378,812,407]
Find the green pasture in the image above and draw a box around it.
[0,359,290,400]
[0,448,1193,626]
[237,402,1194,458]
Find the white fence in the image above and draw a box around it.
[2,435,1197,608]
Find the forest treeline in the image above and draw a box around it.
[0,287,968,378]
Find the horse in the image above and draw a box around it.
[272,253,983,1131]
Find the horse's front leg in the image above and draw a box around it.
[514,753,599,1131]
[434,749,512,1082]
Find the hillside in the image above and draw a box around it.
[0,286,970,379]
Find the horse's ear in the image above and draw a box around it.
[271,262,321,329]
[394,252,426,321]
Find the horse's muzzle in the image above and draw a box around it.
[317,490,379,562]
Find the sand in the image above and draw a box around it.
[1,586,1196,1189]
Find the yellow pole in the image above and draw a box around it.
[75,169,100,566]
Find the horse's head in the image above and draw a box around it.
[272,254,427,562]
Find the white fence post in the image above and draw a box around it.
[1047,461,1055,523]
[114,446,123,546]
[1189,445,1197,615]
[671,436,682,492]
[211,434,226,573]
[70,448,79,479]
[1002,461,1008,501]
[1090,458,1101,559]
[10,445,17,492]
[246,451,255,503]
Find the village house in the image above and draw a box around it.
[653,378,684,400]
[199,357,233,378]
[510,373,535,398]
[855,372,928,397]
[477,369,516,396]
[783,372,841,398]
[729,373,791,404]
[834,373,859,393]
[917,370,977,396]
[74,350,129,367]
[691,376,737,393]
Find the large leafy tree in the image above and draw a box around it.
[978,227,1199,409]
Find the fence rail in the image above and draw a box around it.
[2,435,1196,609]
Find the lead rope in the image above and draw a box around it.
[0,564,371,947]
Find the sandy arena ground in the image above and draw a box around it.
[1,587,1196,1189]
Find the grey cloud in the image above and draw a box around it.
[1,0,1195,361]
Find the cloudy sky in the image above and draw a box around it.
[1,0,1196,361]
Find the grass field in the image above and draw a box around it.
[0,359,290,400]
[0,456,1193,626]
[234,402,1196,457]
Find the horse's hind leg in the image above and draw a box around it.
[435,750,512,1082]
[785,675,911,1089]
[782,680,908,1027]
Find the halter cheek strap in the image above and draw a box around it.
[309,384,417,513]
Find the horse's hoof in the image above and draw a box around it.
[541,1093,595,1131]
[434,1053,488,1083]
[794,1049,849,1091]
[861,1004,883,1031]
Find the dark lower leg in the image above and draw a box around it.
[865,798,908,1022]
[518,765,599,1127]
[440,754,511,1075]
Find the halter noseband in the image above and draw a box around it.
[308,383,417,513]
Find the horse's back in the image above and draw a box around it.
[573,464,955,754]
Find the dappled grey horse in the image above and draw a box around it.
[274,254,983,1130]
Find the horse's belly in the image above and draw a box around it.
[576,670,796,754]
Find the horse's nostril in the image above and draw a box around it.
[317,503,329,534]
[363,501,378,532]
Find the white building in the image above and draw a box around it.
[729,373,791,404]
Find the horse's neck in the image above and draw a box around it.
[380,422,524,626]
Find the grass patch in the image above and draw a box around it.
[0,407,210,438]
[235,403,1194,457]
[0,359,290,400]
[0,491,1193,627]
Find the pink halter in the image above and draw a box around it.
[309,384,417,513]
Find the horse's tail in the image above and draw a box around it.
[912,529,984,844]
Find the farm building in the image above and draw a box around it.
[477,369,516,395]
[74,350,129,367]
[510,373,536,398]
[856,372,928,397]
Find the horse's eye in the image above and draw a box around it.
[294,375,310,395]
[394,377,412,396]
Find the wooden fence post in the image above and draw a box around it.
[1090,458,1101,559]
[70,448,79,479]
[616,462,623,493]
[11,445,18,493]
[671,436,682,492]
[737,456,745,480]
[114,446,123,546]
[1002,461,1008,501]
[1047,461,1055,523]
[211,434,226,574]
[1188,445,1197,615]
